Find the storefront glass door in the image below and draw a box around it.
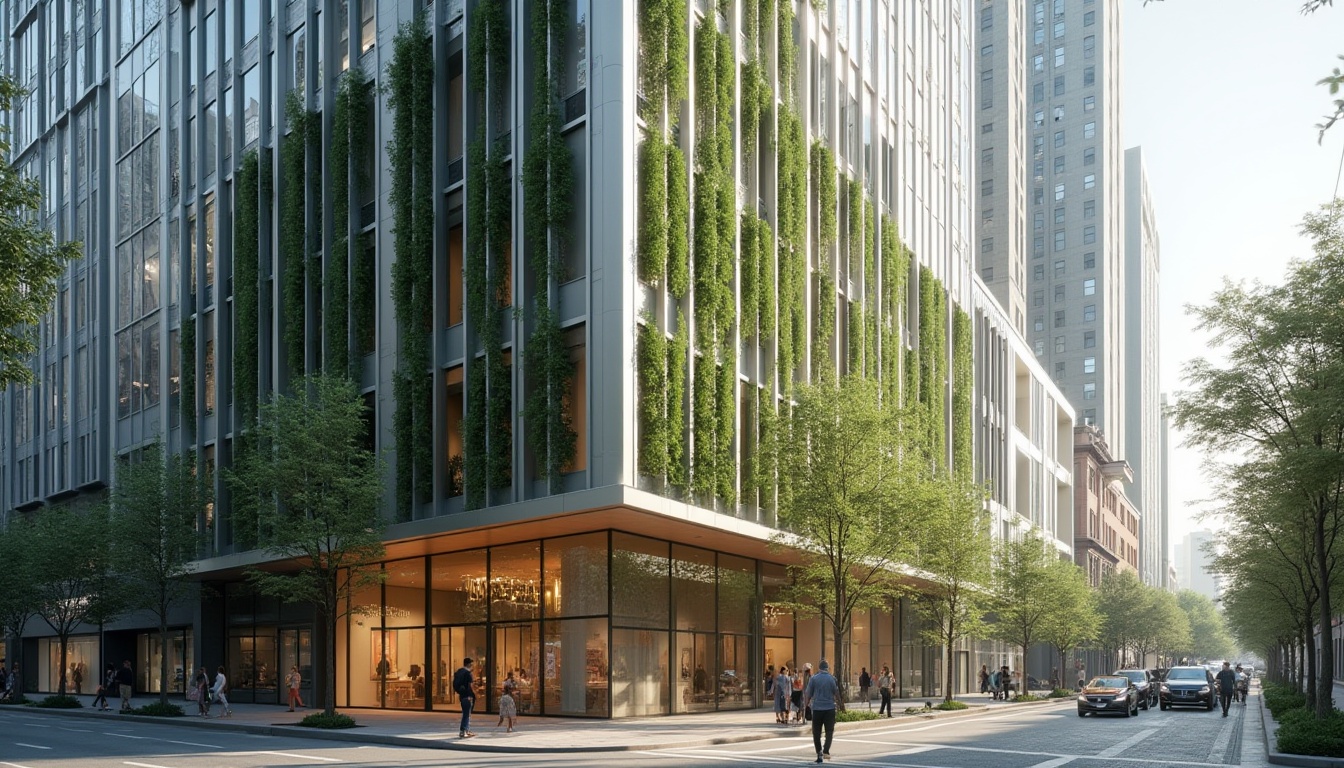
[493,622,539,715]
[279,629,312,706]
[432,626,487,712]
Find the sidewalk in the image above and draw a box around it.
[0,690,1069,753]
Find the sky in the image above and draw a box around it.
[1122,0,1344,558]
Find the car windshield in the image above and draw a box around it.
[1166,668,1206,681]
[1090,677,1127,688]
[1117,671,1145,682]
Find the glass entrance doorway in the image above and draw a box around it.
[279,629,312,707]
[493,623,539,715]
[433,626,487,712]
[674,632,717,713]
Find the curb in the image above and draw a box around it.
[1259,692,1344,768]
[0,696,1070,754]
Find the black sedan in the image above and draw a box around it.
[1159,666,1216,711]
[1077,676,1141,717]
[1114,669,1158,709]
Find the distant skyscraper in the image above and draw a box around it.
[1176,530,1219,602]
[1125,148,1163,588]
[976,0,1127,448]
[1160,392,1172,591]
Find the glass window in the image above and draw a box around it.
[1033,290,1043,307]
[611,628,669,717]
[1084,95,1095,112]
[1054,230,1065,251]
[1054,183,1064,201]
[717,554,755,635]
[1055,336,1065,353]
[1084,357,1096,374]
[1054,46,1064,67]
[431,549,488,624]
[1054,285,1065,302]
[361,0,376,53]
[1054,75,1065,97]
[981,178,993,197]
[1032,82,1044,103]
[243,67,260,145]
[1084,200,1096,218]
[1083,278,1096,296]
[1084,35,1095,58]
[1084,252,1096,269]
[1053,20,1064,38]
[489,542,540,623]
[981,237,993,253]
[244,0,259,43]
[1084,66,1095,87]
[1054,310,1065,328]
[1084,10,1095,26]
[1083,304,1096,321]
[1083,382,1096,400]
[204,10,216,74]
[543,618,609,716]
[1033,54,1043,72]
[1084,331,1096,348]
[1083,225,1096,244]
[1084,173,1096,190]
[1034,211,1044,231]
[1054,259,1065,277]
[1034,339,1044,356]
[613,533,670,629]
[544,533,607,618]
[673,545,716,632]
[1084,147,1095,166]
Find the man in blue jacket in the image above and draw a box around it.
[803,659,840,763]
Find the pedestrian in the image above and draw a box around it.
[1215,661,1236,717]
[6,664,18,701]
[877,665,893,717]
[803,659,840,764]
[286,665,304,711]
[774,665,791,724]
[116,660,134,712]
[791,665,805,723]
[1077,666,1086,691]
[858,667,871,708]
[497,674,518,733]
[72,662,84,695]
[191,666,211,717]
[211,665,232,717]
[801,663,813,721]
[452,657,477,739]
[979,664,990,695]
[1000,665,1012,698]
[91,664,113,711]
[989,667,1001,700]
[1050,667,1060,690]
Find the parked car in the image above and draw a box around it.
[1114,669,1158,710]
[1077,675,1141,718]
[1159,666,1216,711]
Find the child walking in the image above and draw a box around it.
[496,672,519,732]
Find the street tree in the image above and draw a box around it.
[1095,570,1148,668]
[0,77,81,391]
[913,475,992,703]
[991,532,1057,688]
[1131,588,1191,668]
[1175,590,1235,662]
[1039,558,1100,687]
[0,517,39,676]
[30,504,119,697]
[1172,200,1344,717]
[772,375,926,705]
[226,374,386,718]
[109,443,210,706]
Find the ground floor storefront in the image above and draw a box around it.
[10,513,988,716]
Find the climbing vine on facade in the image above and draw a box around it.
[638,316,669,478]
[234,150,260,428]
[952,306,973,480]
[523,0,578,491]
[388,13,436,517]
[280,92,310,376]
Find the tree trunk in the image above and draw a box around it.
[1305,617,1318,707]
[325,609,337,716]
[943,632,955,703]
[832,620,847,712]
[58,635,69,697]
[1315,505,1334,720]
[159,610,171,707]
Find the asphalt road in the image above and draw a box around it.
[0,696,1261,768]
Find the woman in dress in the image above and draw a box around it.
[773,665,792,724]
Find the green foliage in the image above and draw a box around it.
[1011,693,1042,703]
[0,695,31,706]
[0,77,82,390]
[0,516,38,641]
[758,219,776,340]
[110,443,210,705]
[224,374,387,717]
[934,699,970,710]
[180,313,196,431]
[917,267,947,465]
[668,310,689,488]
[773,376,927,695]
[128,701,186,717]
[881,217,907,405]
[1174,590,1235,662]
[1039,558,1100,676]
[638,318,670,477]
[812,142,837,249]
[813,273,835,381]
[836,709,883,721]
[233,150,261,425]
[300,711,359,729]
[34,695,82,708]
[667,144,690,297]
[1048,688,1074,698]
[639,134,669,284]
[914,475,992,702]
[666,0,689,112]
[847,179,863,281]
[281,92,310,375]
[1264,684,1308,716]
[327,70,371,378]
[389,14,437,513]
[347,73,375,367]
[951,307,973,478]
[1276,707,1344,756]
[740,214,759,339]
[523,0,578,490]
[991,533,1057,677]
[776,110,807,388]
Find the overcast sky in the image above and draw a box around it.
[1122,0,1344,558]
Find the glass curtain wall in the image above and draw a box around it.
[39,636,100,694]
[136,629,195,693]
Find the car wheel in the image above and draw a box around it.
[1124,701,1132,718]
[1141,697,1150,710]
[1160,703,1169,711]
[1078,710,1087,718]
[1206,700,1215,711]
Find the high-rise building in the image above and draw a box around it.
[1072,424,1139,586]
[1175,530,1219,602]
[2,0,1028,712]
[1124,147,1163,589]
[1160,392,1172,591]
[976,0,1126,447]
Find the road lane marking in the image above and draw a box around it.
[1097,727,1159,758]
[636,753,764,764]
[126,762,178,768]
[59,727,93,732]
[248,751,342,762]
[1,762,37,768]
[163,740,222,749]
[1030,758,1078,768]
[12,744,50,750]
[103,732,151,739]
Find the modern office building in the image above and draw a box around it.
[1124,146,1162,589]
[975,0,1125,443]
[1160,391,1172,591]
[1,0,1035,714]
[1072,424,1138,587]
[1175,530,1219,603]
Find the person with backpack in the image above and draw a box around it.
[210,665,232,717]
[452,658,477,739]
[858,667,872,708]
